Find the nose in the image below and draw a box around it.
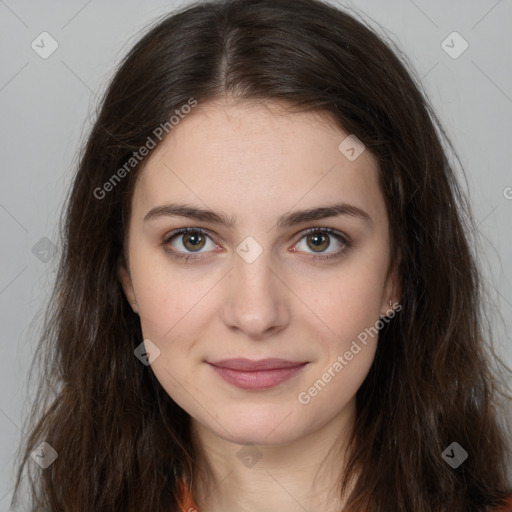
[221,247,291,340]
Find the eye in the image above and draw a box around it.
[161,228,219,261]
[161,226,351,263]
[292,227,351,261]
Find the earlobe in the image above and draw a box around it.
[117,264,139,314]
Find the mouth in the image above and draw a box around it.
[206,358,309,390]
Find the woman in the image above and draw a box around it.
[12,0,512,510]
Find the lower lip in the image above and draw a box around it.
[208,363,307,390]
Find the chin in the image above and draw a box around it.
[219,427,298,448]
[204,405,305,446]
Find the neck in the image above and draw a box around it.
[189,399,357,512]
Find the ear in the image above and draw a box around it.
[380,248,402,317]
[117,257,139,314]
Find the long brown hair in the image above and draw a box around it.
[12,0,512,510]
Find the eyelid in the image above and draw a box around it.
[162,227,216,243]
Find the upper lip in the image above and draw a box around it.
[207,358,308,371]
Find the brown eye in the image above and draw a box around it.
[293,227,351,261]
[163,228,217,259]
[306,232,330,252]
[182,231,206,252]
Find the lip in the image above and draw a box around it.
[207,358,308,390]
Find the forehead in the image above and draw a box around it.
[132,99,385,228]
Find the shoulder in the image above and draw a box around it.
[174,485,512,512]
[177,477,200,512]
[494,495,512,511]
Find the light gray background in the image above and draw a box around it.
[1,0,511,505]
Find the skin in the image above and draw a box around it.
[118,98,400,511]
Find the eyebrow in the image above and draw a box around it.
[143,202,373,228]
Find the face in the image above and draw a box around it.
[119,98,399,447]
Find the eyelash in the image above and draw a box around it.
[160,227,352,263]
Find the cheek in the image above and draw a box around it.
[135,279,175,342]
[301,263,387,338]
[299,341,376,431]
[129,248,216,341]
[295,275,382,419]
